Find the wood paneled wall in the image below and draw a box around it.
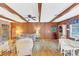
[12,22,58,39]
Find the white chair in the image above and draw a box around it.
[16,37,33,56]
[59,39,74,55]
[59,38,79,56]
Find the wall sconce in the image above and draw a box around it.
[16,27,23,37]
[34,26,41,37]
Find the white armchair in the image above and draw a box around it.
[16,37,33,56]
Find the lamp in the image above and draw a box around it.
[34,26,41,38]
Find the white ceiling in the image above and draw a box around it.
[6,3,39,22]
[0,7,26,22]
[0,3,78,22]
[53,4,79,22]
[41,3,73,22]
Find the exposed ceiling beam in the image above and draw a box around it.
[0,15,16,22]
[38,3,42,22]
[59,15,79,23]
[0,3,28,22]
[50,3,79,22]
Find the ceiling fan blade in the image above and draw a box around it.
[32,18,36,20]
[32,17,36,18]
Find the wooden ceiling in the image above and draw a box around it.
[38,3,42,22]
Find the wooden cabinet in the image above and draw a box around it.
[0,20,11,55]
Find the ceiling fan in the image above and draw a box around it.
[25,14,36,21]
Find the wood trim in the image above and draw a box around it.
[0,15,16,22]
[50,3,79,22]
[38,3,42,22]
[59,15,79,23]
[0,3,28,22]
